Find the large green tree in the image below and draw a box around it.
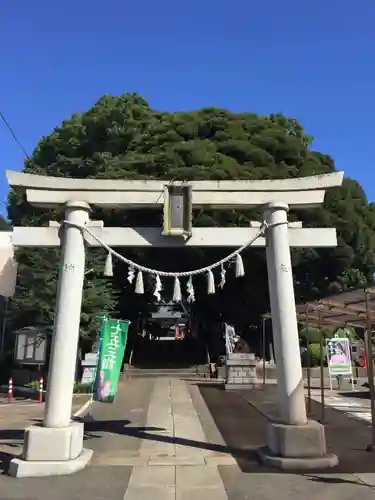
[7,94,375,349]
[0,215,9,230]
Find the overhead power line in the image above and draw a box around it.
[0,110,30,159]
[0,110,31,220]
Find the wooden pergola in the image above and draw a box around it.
[262,287,375,445]
[263,287,375,331]
[297,287,375,331]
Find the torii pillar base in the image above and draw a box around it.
[8,423,93,478]
[257,420,338,471]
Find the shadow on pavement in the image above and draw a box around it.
[305,474,374,487]
[2,382,375,483]
[0,451,18,474]
[17,410,255,464]
[0,428,27,474]
[198,383,375,476]
[338,390,370,399]
[0,428,25,442]
[75,415,257,461]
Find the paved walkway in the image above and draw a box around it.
[123,377,230,499]
[308,389,373,424]
[263,378,373,424]
[1,377,375,499]
[204,383,375,500]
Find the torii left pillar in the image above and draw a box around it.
[9,201,93,478]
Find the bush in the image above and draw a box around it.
[73,382,91,394]
[301,343,326,367]
[300,327,322,344]
[25,380,42,390]
[309,343,326,365]
[25,380,92,394]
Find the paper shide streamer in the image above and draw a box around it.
[95,224,265,303]
[235,253,245,278]
[186,276,195,303]
[105,252,248,302]
[172,276,182,302]
[127,265,136,284]
[134,271,144,294]
[153,274,162,301]
[219,264,226,289]
[66,217,268,303]
[207,269,215,295]
[103,252,113,277]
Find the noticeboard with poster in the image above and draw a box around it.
[326,337,352,376]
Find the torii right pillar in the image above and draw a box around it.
[261,202,338,470]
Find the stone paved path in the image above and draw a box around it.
[123,377,231,499]
[201,383,375,500]
[1,377,375,499]
[308,389,373,424]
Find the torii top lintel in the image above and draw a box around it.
[6,170,344,209]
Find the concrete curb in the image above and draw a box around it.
[0,384,43,396]
[1,385,92,410]
[73,398,92,418]
[237,392,274,421]
[188,382,228,448]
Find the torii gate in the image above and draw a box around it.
[4,170,342,477]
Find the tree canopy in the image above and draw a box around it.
[0,215,9,231]
[7,93,375,348]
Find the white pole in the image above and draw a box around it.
[327,340,333,391]
[44,201,90,428]
[264,202,308,425]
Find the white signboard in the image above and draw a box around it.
[327,337,352,376]
[81,367,96,385]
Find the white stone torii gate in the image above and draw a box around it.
[4,170,343,477]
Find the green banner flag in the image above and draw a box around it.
[94,317,129,403]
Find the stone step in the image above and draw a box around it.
[124,366,209,378]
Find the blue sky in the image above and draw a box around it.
[1,1,374,218]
